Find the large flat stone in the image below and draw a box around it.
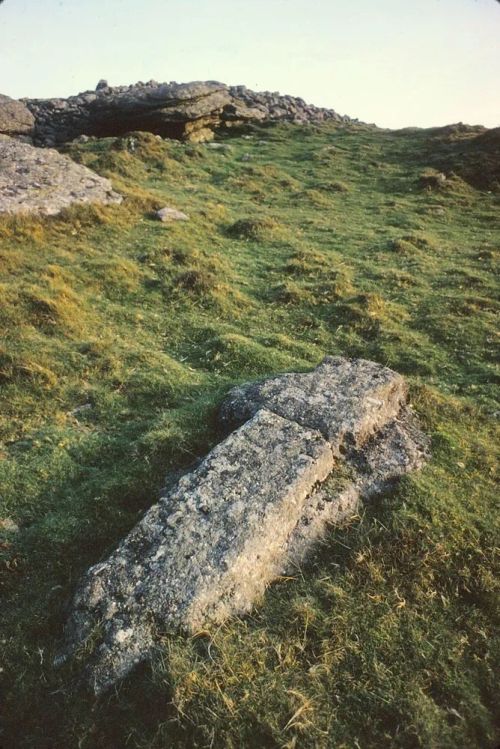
[58,409,334,693]
[58,358,429,695]
[0,136,122,216]
[219,356,407,454]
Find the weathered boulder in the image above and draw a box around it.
[25,80,351,146]
[57,357,429,694]
[154,206,189,222]
[0,136,122,216]
[284,409,429,568]
[0,93,35,137]
[26,81,236,146]
[58,409,334,692]
[218,356,407,454]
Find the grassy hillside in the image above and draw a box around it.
[1,122,498,749]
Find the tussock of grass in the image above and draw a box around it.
[83,257,142,298]
[1,120,498,749]
[285,246,326,276]
[0,213,48,243]
[226,165,302,199]
[225,174,267,198]
[313,178,350,192]
[331,292,409,340]
[312,145,338,164]
[22,282,85,335]
[226,216,287,242]
[141,244,250,313]
[299,188,334,208]
[272,279,314,305]
[282,246,354,307]
[417,168,448,191]
[0,346,58,388]
[390,237,420,255]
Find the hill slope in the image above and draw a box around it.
[1,121,499,748]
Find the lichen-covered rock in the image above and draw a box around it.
[218,356,407,454]
[26,81,235,146]
[0,93,35,136]
[284,409,429,569]
[24,80,352,146]
[0,136,122,216]
[57,409,334,693]
[57,357,429,694]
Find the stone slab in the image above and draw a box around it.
[57,359,429,695]
[283,409,430,570]
[58,408,334,693]
[0,136,122,216]
[24,80,350,146]
[219,356,407,454]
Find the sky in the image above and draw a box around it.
[0,0,498,129]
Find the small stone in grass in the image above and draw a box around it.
[154,207,189,222]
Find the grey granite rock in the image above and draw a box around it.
[26,81,234,145]
[154,206,189,222]
[218,356,407,454]
[284,408,430,569]
[24,80,352,146]
[57,357,428,694]
[57,409,334,693]
[0,93,35,137]
[0,135,122,216]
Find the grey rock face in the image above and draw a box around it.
[58,357,429,694]
[284,409,429,569]
[24,80,351,146]
[0,136,122,216]
[26,81,234,146]
[58,409,334,693]
[218,356,407,454]
[0,94,35,137]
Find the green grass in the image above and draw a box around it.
[0,123,498,748]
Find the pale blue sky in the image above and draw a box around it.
[0,0,498,128]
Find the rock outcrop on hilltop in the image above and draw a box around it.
[429,124,500,191]
[25,80,353,146]
[57,357,429,694]
[0,136,122,216]
[0,93,35,137]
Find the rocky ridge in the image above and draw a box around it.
[25,80,354,146]
[56,357,429,694]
